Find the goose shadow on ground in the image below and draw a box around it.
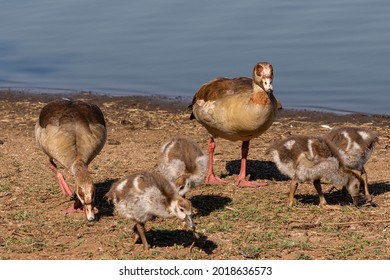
[226,160,289,181]
[292,187,355,207]
[292,183,389,207]
[190,194,232,217]
[94,178,119,218]
[369,181,390,197]
[144,229,217,254]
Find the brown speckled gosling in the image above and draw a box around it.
[105,170,195,250]
[35,98,107,221]
[267,135,365,209]
[324,127,378,203]
[159,137,208,196]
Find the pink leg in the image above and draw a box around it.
[49,160,74,196]
[235,141,268,187]
[48,160,85,216]
[205,137,228,184]
[64,197,84,214]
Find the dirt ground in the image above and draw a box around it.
[0,90,389,260]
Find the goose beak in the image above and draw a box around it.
[84,204,95,222]
[184,214,195,230]
[352,196,360,207]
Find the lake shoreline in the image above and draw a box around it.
[1,89,389,126]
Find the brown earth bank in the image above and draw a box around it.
[0,90,389,260]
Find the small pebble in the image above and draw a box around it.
[107,139,121,145]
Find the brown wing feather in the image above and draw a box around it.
[189,77,252,119]
[39,99,105,129]
[73,100,106,128]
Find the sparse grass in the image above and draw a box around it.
[0,183,11,192]
[1,235,46,254]
[280,239,313,250]
[8,210,34,222]
[296,253,312,260]
[261,231,283,241]
[238,245,263,259]
[205,222,233,232]
[73,237,86,248]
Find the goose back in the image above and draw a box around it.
[105,171,183,223]
[159,137,208,195]
[35,99,107,169]
[268,136,350,185]
[325,127,378,171]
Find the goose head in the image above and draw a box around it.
[344,169,365,206]
[72,160,96,221]
[174,174,193,196]
[253,62,273,94]
[170,197,195,230]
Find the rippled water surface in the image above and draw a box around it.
[1,0,389,114]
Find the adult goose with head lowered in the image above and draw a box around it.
[35,98,107,221]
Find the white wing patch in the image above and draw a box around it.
[341,131,353,151]
[357,130,370,140]
[133,176,143,193]
[116,179,128,192]
[284,139,296,150]
[307,139,315,158]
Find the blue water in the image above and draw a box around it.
[0,0,389,114]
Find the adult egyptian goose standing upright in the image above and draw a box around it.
[190,62,277,187]
[324,127,378,203]
[159,137,208,196]
[35,98,107,221]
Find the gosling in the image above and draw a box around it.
[105,170,195,250]
[159,137,208,196]
[267,135,364,209]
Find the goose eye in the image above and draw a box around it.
[256,65,263,76]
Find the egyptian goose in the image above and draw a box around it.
[105,170,195,250]
[159,137,208,196]
[35,98,107,221]
[324,127,378,203]
[190,62,277,187]
[267,135,364,209]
